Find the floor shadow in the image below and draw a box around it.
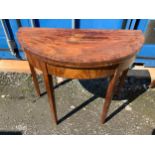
[40,69,151,124]
[152,129,155,135]
[40,79,71,97]
[79,70,151,100]
[57,95,98,124]
[54,79,71,89]
[40,91,47,97]
[78,69,151,123]
[104,92,146,123]
[0,131,23,135]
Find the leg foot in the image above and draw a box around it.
[42,63,58,124]
[101,69,120,124]
[28,62,41,96]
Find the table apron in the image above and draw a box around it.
[26,52,135,79]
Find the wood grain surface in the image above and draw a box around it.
[17,28,144,124]
[18,28,144,69]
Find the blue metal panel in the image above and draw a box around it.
[135,58,155,67]
[37,19,72,28]
[136,19,155,67]
[129,19,137,30]
[145,60,155,67]
[0,50,25,59]
[0,19,73,59]
[0,19,31,59]
[137,44,155,57]
[9,19,31,48]
[0,38,8,48]
[0,22,9,48]
[137,19,149,32]
[79,19,124,29]
[21,19,31,27]
[125,19,132,29]
[7,19,20,49]
[135,44,155,67]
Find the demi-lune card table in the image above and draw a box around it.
[17,28,144,124]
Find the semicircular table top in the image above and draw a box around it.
[18,28,144,68]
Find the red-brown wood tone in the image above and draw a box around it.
[115,69,129,96]
[18,28,144,68]
[17,28,144,125]
[41,62,58,124]
[101,68,120,123]
[26,55,41,96]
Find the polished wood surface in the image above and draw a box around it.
[27,60,41,96]
[18,28,144,68]
[101,68,120,123]
[25,51,135,79]
[41,62,58,124]
[17,28,144,125]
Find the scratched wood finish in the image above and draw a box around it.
[18,28,144,68]
[25,51,135,79]
[17,28,144,125]
[101,68,121,123]
[27,60,41,96]
[41,62,58,124]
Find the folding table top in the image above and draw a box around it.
[18,28,144,68]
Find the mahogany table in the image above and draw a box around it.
[17,28,144,124]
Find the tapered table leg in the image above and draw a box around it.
[42,63,58,124]
[115,69,129,96]
[28,62,41,96]
[119,69,128,88]
[101,69,120,123]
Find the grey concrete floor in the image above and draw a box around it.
[0,70,155,135]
